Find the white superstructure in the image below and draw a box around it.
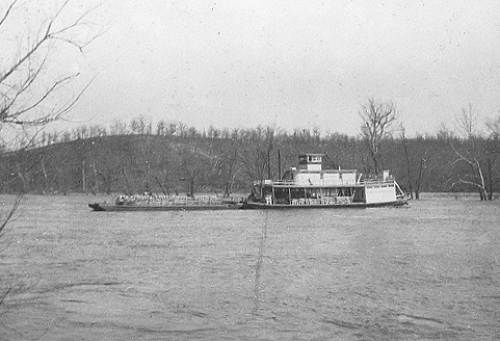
[245,153,406,208]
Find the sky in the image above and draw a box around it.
[6,0,500,136]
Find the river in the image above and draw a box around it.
[0,194,499,340]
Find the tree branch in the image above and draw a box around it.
[450,178,485,190]
[0,0,17,29]
[0,193,23,237]
[0,0,100,84]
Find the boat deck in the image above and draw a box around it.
[242,200,408,209]
[88,202,243,211]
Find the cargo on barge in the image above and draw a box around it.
[89,194,243,211]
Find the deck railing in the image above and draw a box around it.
[289,196,354,205]
[359,179,395,186]
[253,179,396,187]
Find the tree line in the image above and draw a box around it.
[1,0,499,202]
[1,110,499,199]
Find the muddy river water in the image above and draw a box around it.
[0,194,499,340]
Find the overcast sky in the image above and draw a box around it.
[27,0,500,135]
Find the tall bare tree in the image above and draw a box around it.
[1,3,101,331]
[449,105,489,200]
[1,0,101,139]
[485,113,500,199]
[359,98,398,174]
[0,0,100,263]
[487,114,500,140]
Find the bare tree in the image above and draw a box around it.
[449,105,489,200]
[1,0,102,135]
[0,0,101,314]
[487,114,500,140]
[359,98,398,174]
[485,113,500,199]
[238,127,274,200]
[399,126,413,198]
[400,125,428,199]
[1,0,101,215]
[0,194,22,238]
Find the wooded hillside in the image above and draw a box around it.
[1,123,499,198]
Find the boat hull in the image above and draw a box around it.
[242,200,408,209]
[89,199,407,211]
[88,203,243,212]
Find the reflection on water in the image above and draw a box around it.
[253,211,268,315]
[0,194,499,340]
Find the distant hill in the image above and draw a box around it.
[0,132,498,197]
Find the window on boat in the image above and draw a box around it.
[336,188,352,196]
[274,187,291,204]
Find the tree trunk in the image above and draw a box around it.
[41,158,49,193]
[487,158,493,201]
[155,176,168,195]
[401,137,414,199]
[81,160,86,193]
[92,162,99,194]
[123,168,133,195]
[189,178,195,198]
[104,174,112,194]
[367,143,379,175]
[415,157,425,200]
[16,171,27,193]
[475,159,488,200]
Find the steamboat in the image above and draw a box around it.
[242,153,407,209]
[89,153,407,211]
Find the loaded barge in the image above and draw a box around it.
[89,195,243,211]
[242,153,407,209]
[89,153,407,211]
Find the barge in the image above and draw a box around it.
[88,153,407,211]
[89,195,243,211]
[242,153,407,209]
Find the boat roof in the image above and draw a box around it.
[295,169,357,173]
[254,180,365,188]
[298,153,325,157]
[271,184,365,188]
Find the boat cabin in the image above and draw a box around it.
[247,153,403,207]
[283,153,358,186]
